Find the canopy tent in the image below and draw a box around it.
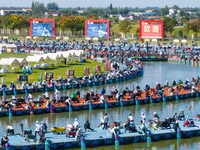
[0,43,17,53]
[0,58,20,73]
[0,58,20,66]
[40,54,50,61]
[57,51,70,58]
[26,55,45,63]
[67,50,84,57]
[15,58,28,68]
[46,53,60,60]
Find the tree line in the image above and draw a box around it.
[0,1,200,39]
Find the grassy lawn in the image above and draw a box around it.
[0,53,104,85]
[0,53,31,58]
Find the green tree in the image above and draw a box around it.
[119,20,131,37]
[109,3,113,10]
[47,2,59,11]
[186,19,200,36]
[163,17,177,36]
[31,1,46,17]
[159,5,169,16]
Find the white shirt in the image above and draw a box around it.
[104,115,109,123]
[28,94,33,99]
[141,114,146,121]
[35,123,41,131]
[45,92,49,98]
[128,115,133,121]
[100,95,105,103]
[7,126,13,130]
[73,120,80,128]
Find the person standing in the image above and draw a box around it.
[35,121,41,138]
[141,112,146,122]
[103,113,109,130]
[73,118,80,131]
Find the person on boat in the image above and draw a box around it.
[164,80,169,87]
[139,120,146,134]
[65,97,72,106]
[54,89,60,101]
[172,80,177,87]
[43,92,49,99]
[173,121,180,134]
[155,82,161,93]
[128,114,134,123]
[41,121,47,133]
[116,91,121,101]
[9,81,16,91]
[103,113,109,130]
[38,130,45,143]
[76,90,80,98]
[27,93,33,101]
[145,84,150,91]
[7,125,14,135]
[75,128,83,141]
[85,92,90,103]
[141,112,146,122]
[178,109,185,120]
[1,134,9,148]
[100,94,106,103]
[90,89,95,100]
[172,113,178,122]
[153,112,160,122]
[101,88,106,95]
[73,118,80,131]
[84,120,94,132]
[35,121,41,138]
[98,115,105,128]
[168,86,175,95]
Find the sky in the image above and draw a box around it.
[1,0,200,8]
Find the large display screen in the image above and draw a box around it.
[32,22,53,37]
[85,20,110,40]
[87,23,108,38]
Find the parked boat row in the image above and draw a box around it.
[2,119,200,150]
[0,76,199,117]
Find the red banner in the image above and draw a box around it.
[140,20,164,41]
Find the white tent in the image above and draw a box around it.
[57,51,70,58]
[15,58,28,67]
[26,55,45,63]
[0,58,20,66]
[68,50,84,57]
[40,54,50,61]
[0,43,17,53]
[0,58,20,73]
[46,53,60,60]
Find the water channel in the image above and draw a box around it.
[0,61,200,149]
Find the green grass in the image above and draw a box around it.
[0,53,30,58]
[0,54,104,85]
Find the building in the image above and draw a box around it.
[0,8,32,16]
[45,11,61,17]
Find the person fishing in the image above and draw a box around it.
[84,120,94,132]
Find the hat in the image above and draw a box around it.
[36,121,39,124]
[75,118,77,121]
[154,112,157,114]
